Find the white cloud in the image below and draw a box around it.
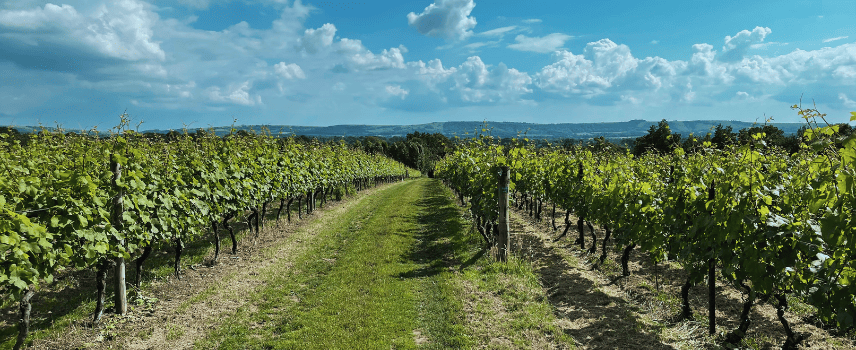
[764,43,856,84]
[840,93,856,108]
[408,59,456,88]
[463,40,500,52]
[823,36,849,43]
[407,0,477,41]
[833,65,856,80]
[531,28,856,108]
[274,62,306,79]
[732,55,784,84]
[386,85,409,99]
[620,95,641,104]
[0,1,165,61]
[297,23,336,54]
[507,33,573,53]
[208,81,262,106]
[750,41,787,49]
[583,39,638,80]
[720,26,771,62]
[452,56,532,102]
[537,51,610,95]
[734,91,759,101]
[650,40,659,44]
[688,43,731,83]
[464,42,492,49]
[338,40,407,71]
[536,38,646,96]
[478,26,516,37]
[522,19,542,24]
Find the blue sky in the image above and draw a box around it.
[1,0,854,130]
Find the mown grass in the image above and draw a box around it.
[196,179,441,349]
[197,178,575,349]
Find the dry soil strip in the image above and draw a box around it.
[508,210,678,350]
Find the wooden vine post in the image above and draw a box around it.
[111,155,127,315]
[707,180,716,335]
[496,166,510,262]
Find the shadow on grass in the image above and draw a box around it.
[397,179,484,280]
[511,221,678,350]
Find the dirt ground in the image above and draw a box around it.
[509,203,856,350]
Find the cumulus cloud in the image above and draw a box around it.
[297,23,336,54]
[386,85,409,99]
[720,26,771,62]
[0,1,165,62]
[522,19,542,24]
[537,51,608,96]
[338,39,407,71]
[407,0,477,41]
[688,43,731,83]
[507,33,573,53]
[763,43,856,85]
[408,59,457,88]
[5,3,856,129]
[274,62,306,79]
[528,27,856,110]
[583,39,638,80]
[384,56,533,111]
[208,81,262,106]
[452,56,532,102]
[833,65,856,80]
[535,39,639,96]
[732,55,784,84]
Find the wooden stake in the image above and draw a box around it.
[111,156,127,315]
[496,166,510,262]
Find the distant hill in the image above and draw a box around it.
[8,120,807,140]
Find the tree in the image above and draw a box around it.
[711,124,736,149]
[632,120,681,156]
[737,124,786,146]
[682,132,711,153]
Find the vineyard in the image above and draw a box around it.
[436,106,856,349]
[1,106,855,349]
[0,121,413,349]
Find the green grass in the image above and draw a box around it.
[197,179,473,349]
[197,178,575,349]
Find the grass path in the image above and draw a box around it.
[196,178,468,349]
[196,178,574,349]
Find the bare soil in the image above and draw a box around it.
[511,204,856,350]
